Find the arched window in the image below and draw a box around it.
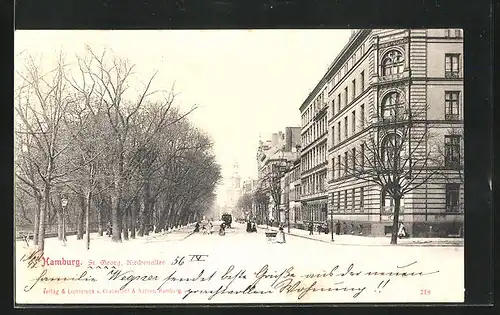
[381,91,404,120]
[381,50,404,76]
[381,133,403,168]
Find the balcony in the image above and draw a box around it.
[445,206,462,213]
[445,71,460,79]
[373,70,410,85]
[445,113,460,121]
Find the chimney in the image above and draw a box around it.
[271,133,278,146]
[285,127,292,152]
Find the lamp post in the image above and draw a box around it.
[330,204,334,242]
[287,208,290,233]
[61,197,68,244]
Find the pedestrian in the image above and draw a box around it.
[308,222,313,235]
[246,221,252,233]
[219,223,225,236]
[398,222,408,238]
[277,226,286,244]
[209,221,214,235]
[335,220,341,235]
[194,221,200,233]
[251,222,257,232]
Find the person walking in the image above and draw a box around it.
[277,226,286,244]
[308,222,313,235]
[335,220,341,235]
[398,222,408,238]
[219,223,226,236]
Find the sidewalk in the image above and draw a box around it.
[257,225,463,247]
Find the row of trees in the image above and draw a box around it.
[15,47,222,250]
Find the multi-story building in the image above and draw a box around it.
[280,155,302,228]
[302,28,464,237]
[256,128,301,224]
[299,72,329,229]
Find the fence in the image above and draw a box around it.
[16,222,100,240]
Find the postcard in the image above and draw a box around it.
[14,29,464,305]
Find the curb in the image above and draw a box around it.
[261,227,463,247]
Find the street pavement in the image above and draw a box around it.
[16,221,464,304]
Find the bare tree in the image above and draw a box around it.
[15,53,76,250]
[338,103,443,244]
[259,159,289,225]
[252,187,269,225]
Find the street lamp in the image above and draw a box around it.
[330,204,334,242]
[61,197,68,244]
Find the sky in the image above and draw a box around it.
[14,29,353,205]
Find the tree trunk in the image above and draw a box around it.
[85,190,91,250]
[130,198,137,239]
[37,183,50,251]
[144,211,151,236]
[111,192,122,242]
[56,202,63,241]
[97,200,103,236]
[390,197,401,245]
[122,206,129,240]
[32,191,41,245]
[77,194,85,240]
[138,196,145,237]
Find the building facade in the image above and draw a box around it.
[299,71,329,229]
[300,29,464,237]
[256,128,301,224]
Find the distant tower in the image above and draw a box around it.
[231,162,241,188]
[225,161,242,215]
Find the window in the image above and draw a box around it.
[360,187,364,209]
[331,126,335,146]
[344,151,348,176]
[353,54,356,64]
[352,110,356,134]
[332,99,335,116]
[352,188,355,210]
[337,121,341,142]
[337,191,340,210]
[445,135,461,167]
[360,71,365,91]
[352,79,356,99]
[344,87,349,106]
[445,183,460,212]
[445,91,460,120]
[352,147,356,170]
[337,94,341,112]
[382,134,403,168]
[337,154,341,178]
[445,54,460,78]
[381,50,404,76]
[381,91,404,120]
[331,157,335,180]
[344,116,348,138]
[344,190,348,211]
[360,104,365,125]
[360,143,365,168]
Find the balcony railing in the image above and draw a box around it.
[445,206,462,213]
[445,113,460,121]
[445,71,460,78]
[445,157,461,168]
